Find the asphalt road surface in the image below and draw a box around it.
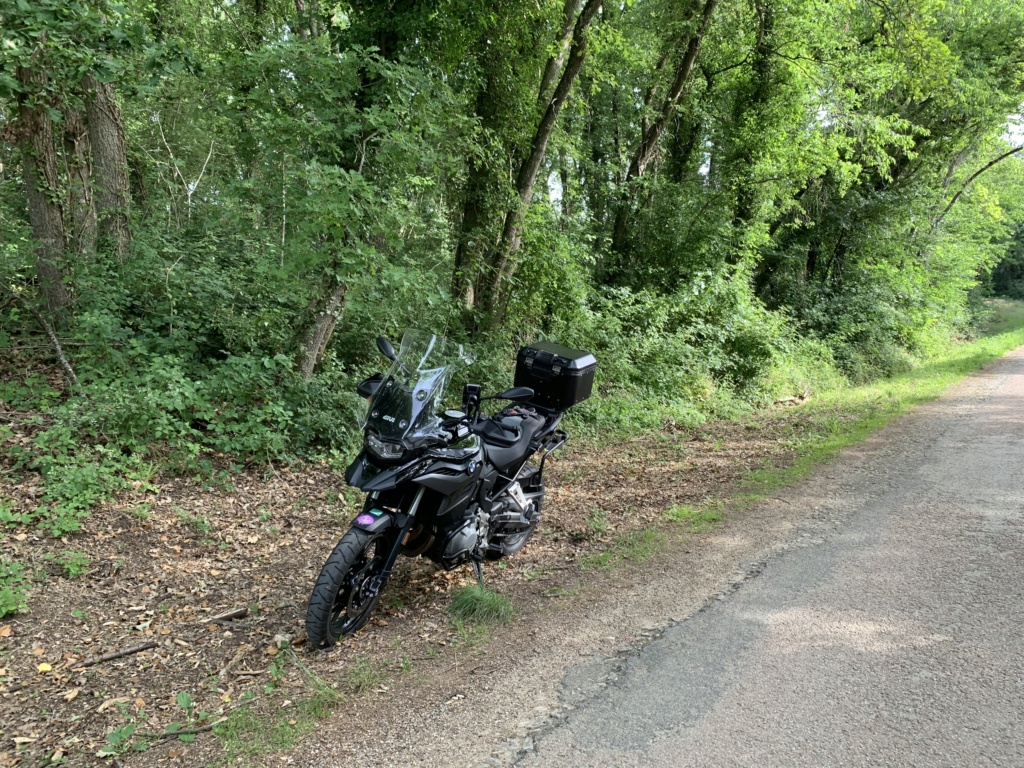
[520,352,1024,767]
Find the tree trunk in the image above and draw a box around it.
[729,0,774,228]
[478,0,603,321]
[537,0,584,105]
[299,281,347,379]
[84,75,131,258]
[294,0,310,39]
[450,67,505,310]
[294,0,320,39]
[610,0,719,253]
[727,0,775,263]
[451,160,494,310]
[17,65,70,319]
[63,109,97,260]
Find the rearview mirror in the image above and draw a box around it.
[376,336,397,362]
[495,386,534,402]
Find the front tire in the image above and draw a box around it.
[306,528,389,649]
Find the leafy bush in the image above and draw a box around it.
[0,558,27,619]
[45,550,92,579]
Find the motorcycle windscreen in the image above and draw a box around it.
[360,330,472,443]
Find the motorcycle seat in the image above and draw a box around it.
[475,414,544,470]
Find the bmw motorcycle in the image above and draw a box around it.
[305,330,596,649]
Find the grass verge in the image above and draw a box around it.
[665,502,724,532]
[214,688,339,763]
[738,299,1024,503]
[214,651,345,763]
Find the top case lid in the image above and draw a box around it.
[519,340,597,373]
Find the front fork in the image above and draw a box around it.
[356,487,426,598]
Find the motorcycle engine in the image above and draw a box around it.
[439,508,490,567]
[489,495,536,537]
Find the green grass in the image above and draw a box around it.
[345,657,385,695]
[585,508,610,536]
[214,652,344,763]
[214,690,339,762]
[450,617,490,649]
[665,503,724,532]
[447,584,516,624]
[579,527,667,571]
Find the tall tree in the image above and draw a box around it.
[609,0,720,254]
[83,75,131,258]
[62,108,97,260]
[478,0,603,322]
[16,62,70,317]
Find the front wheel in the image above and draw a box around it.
[306,528,389,649]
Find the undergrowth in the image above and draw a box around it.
[0,558,28,619]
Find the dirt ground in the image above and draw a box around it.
[1,394,820,767]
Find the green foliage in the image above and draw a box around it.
[2,0,1024,536]
[97,722,145,758]
[0,558,28,619]
[45,550,91,579]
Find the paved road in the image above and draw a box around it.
[520,352,1024,767]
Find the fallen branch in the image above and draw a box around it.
[146,716,230,749]
[73,642,157,669]
[204,606,248,624]
[1,284,82,393]
[218,643,252,680]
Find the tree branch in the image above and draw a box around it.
[932,145,1024,228]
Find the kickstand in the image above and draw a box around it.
[472,559,485,587]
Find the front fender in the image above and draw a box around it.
[351,507,396,534]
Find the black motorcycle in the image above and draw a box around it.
[305,330,596,649]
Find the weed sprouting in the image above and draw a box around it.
[346,657,385,695]
[45,550,92,579]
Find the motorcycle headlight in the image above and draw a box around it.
[366,430,405,461]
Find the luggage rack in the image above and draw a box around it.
[535,428,568,475]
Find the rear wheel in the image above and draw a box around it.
[306,528,389,649]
